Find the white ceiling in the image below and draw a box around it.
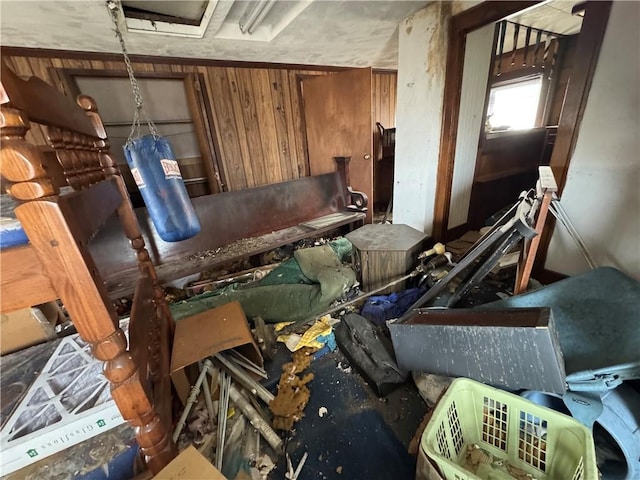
[509,0,583,36]
[0,0,434,68]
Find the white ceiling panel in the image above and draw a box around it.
[0,0,432,68]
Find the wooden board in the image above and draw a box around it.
[0,245,58,313]
[302,68,374,222]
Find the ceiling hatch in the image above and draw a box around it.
[119,0,217,38]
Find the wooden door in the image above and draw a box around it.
[302,68,374,223]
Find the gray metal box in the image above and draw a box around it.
[389,308,566,393]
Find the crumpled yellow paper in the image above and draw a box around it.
[276,315,335,352]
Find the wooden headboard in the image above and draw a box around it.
[0,61,176,473]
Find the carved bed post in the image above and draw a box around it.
[0,103,175,473]
[76,96,176,466]
[76,95,175,357]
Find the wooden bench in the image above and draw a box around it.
[91,164,367,298]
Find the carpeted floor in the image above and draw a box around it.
[267,347,427,480]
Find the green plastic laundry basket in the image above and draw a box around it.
[422,378,597,480]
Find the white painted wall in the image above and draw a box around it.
[448,23,494,229]
[545,0,640,280]
[393,2,451,235]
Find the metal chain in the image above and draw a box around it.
[106,0,160,143]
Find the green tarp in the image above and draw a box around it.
[170,238,355,323]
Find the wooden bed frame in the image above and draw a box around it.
[0,62,176,473]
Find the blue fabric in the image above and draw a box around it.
[361,288,425,325]
[0,217,28,249]
[123,135,200,242]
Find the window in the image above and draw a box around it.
[486,76,543,132]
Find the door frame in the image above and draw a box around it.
[432,0,612,272]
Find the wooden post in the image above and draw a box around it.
[514,166,558,294]
[0,104,175,473]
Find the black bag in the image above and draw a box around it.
[335,314,408,396]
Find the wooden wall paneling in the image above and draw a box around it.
[251,68,283,185]
[153,63,174,74]
[3,52,397,198]
[268,69,293,181]
[27,56,52,84]
[292,72,310,177]
[206,67,248,190]
[279,69,301,179]
[225,67,254,189]
[389,74,397,125]
[236,68,267,187]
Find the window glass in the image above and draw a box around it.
[486,76,543,131]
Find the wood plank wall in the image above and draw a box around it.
[2,51,397,193]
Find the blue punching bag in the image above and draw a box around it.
[124,135,200,242]
[107,3,200,242]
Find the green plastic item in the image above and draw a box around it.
[170,240,356,323]
[259,238,353,286]
[422,378,597,480]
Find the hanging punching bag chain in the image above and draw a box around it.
[106,0,160,143]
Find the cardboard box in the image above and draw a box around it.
[170,301,263,403]
[0,303,59,355]
[154,446,226,479]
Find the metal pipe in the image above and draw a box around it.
[202,371,216,434]
[227,349,268,378]
[214,353,275,404]
[173,359,214,442]
[239,0,275,34]
[216,370,231,471]
[228,383,283,452]
[549,198,597,269]
[248,0,275,34]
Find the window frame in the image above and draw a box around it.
[54,68,226,204]
[486,73,549,133]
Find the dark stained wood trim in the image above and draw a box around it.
[445,222,470,243]
[433,1,541,241]
[535,268,568,285]
[0,46,397,74]
[194,73,228,192]
[185,72,226,194]
[296,73,312,176]
[58,68,192,99]
[476,24,500,160]
[61,68,190,79]
[490,66,546,84]
[533,0,612,276]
